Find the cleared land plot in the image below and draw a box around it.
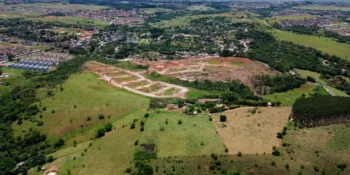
[12,73,150,140]
[271,29,350,61]
[163,88,180,95]
[295,5,350,11]
[213,107,291,154]
[104,71,127,77]
[112,76,138,83]
[263,82,316,106]
[139,111,226,157]
[138,57,277,92]
[140,83,166,93]
[126,80,150,88]
[83,61,188,98]
[295,68,348,97]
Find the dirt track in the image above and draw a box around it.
[83,61,189,99]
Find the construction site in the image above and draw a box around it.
[132,57,279,92]
[82,61,188,99]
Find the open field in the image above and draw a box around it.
[134,57,278,92]
[271,30,350,61]
[0,3,108,11]
[187,5,214,11]
[295,5,350,11]
[295,68,349,97]
[12,72,150,141]
[83,61,188,98]
[213,107,291,154]
[0,67,26,95]
[0,11,42,18]
[263,82,317,106]
[151,13,240,28]
[29,109,148,175]
[139,110,226,157]
[28,16,109,26]
[271,15,317,21]
[146,123,350,175]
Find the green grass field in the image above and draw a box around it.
[295,5,350,11]
[29,109,147,175]
[327,125,350,151]
[263,82,316,106]
[187,5,214,11]
[270,30,350,61]
[12,73,150,142]
[0,68,26,95]
[295,68,349,97]
[139,110,226,157]
[28,16,109,26]
[0,11,42,18]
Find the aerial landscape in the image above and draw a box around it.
[0,0,349,175]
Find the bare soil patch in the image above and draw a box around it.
[213,107,291,155]
[82,61,188,98]
[132,57,277,92]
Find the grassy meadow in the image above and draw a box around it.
[270,30,350,61]
[213,107,291,155]
[187,5,214,11]
[263,82,316,106]
[0,68,26,95]
[13,72,150,143]
[269,15,317,22]
[139,110,226,157]
[28,16,109,26]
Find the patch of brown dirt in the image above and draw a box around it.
[213,107,291,155]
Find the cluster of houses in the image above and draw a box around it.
[3,50,71,72]
[326,23,350,36]
[8,62,52,72]
[278,18,336,27]
[75,9,138,21]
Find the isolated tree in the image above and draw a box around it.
[220,115,227,122]
[96,128,106,138]
[104,123,113,132]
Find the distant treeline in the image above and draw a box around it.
[292,96,350,127]
[274,23,350,44]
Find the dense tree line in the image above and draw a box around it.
[236,30,350,78]
[292,96,350,127]
[262,75,306,93]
